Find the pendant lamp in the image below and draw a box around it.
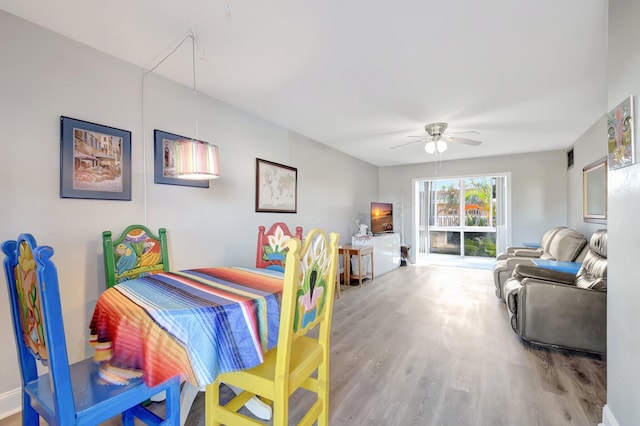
[175,32,220,180]
[175,138,220,179]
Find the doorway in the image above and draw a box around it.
[414,174,508,261]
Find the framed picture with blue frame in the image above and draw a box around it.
[60,116,131,200]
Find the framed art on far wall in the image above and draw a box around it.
[60,116,131,200]
[154,129,210,188]
[583,156,607,224]
[255,158,297,213]
[607,95,635,170]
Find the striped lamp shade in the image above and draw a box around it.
[174,139,220,180]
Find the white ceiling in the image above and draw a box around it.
[2,1,608,166]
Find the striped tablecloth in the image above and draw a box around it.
[89,267,283,387]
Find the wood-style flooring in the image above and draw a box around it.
[0,263,606,425]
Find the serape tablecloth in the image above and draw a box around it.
[89,267,283,387]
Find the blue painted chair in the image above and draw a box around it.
[2,233,181,425]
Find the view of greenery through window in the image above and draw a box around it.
[422,177,497,257]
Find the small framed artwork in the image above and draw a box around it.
[154,129,209,188]
[60,116,131,200]
[255,158,297,213]
[607,95,635,170]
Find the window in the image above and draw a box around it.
[418,175,504,258]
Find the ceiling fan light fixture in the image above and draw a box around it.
[424,141,436,154]
[390,122,481,152]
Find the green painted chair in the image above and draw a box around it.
[102,225,170,288]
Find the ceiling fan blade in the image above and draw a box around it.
[389,139,426,149]
[446,130,480,136]
[447,136,482,146]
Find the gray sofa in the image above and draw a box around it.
[493,227,589,300]
[502,229,607,354]
[495,226,566,261]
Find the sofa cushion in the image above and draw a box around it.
[540,228,588,261]
[540,226,568,252]
[575,229,607,290]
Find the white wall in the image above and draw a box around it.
[603,0,640,424]
[378,151,568,253]
[566,116,609,237]
[0,10,378,412]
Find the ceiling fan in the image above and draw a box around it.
[390,122,482,153]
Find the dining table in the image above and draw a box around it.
[89,266,284,424]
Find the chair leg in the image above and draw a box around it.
[21,395,39,426]
[317,359,330,426]
[166,378,181,426]
[122,409,135,426]
[272,388,289,426]
[204,382,221,426]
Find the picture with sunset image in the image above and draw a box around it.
[371,202,393,234]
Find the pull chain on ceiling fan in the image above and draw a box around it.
[390,122,482,153]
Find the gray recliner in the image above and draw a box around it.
[494,227,588,300]
[495,226,566,261]
[502,229,607,354]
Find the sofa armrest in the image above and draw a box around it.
[513,264,576,285]
[506,246,524,253]
[494,257,537,301]
[497,248,542,261]
[504,257,536,273]
[497,247,523,261]
[511,248,542,258]
[510,278,607,354]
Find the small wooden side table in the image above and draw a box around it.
[338,245,374,295]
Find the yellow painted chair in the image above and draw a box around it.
[205,229,340,426]
[102,224,170,288]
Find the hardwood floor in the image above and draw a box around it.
[1,264,606,425]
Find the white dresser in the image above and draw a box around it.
[352,233,401,277]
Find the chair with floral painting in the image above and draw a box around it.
[206,229,340,426]
[2,233,181,425]
[102,225,170,288]
[180,223,305,425]
[256,223,303,272]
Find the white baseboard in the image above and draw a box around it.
[0,387,21,420]
[600,404,620,426]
